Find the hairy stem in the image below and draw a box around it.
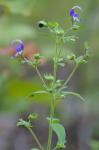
[28,128,44,150]
[35,67,47,89]
[64,64,77,86]
[47,97,55,150]
[47,36,59,150]
[59,64,77,92]
[53,37,58,81]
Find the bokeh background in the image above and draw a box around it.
[0,0,99,150]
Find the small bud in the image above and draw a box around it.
[38,21,47,28]
[34,53,41,60]
[28,113,38,121]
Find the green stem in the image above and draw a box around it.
[35,67,47,89]
[28,128,44,150]
[47,97,55,150]
[64,64,77,86]
[53,35,63,82]
[47,35,62,150]
[59,64,77,92]
[53,37,58,81]
[47,35,59,150]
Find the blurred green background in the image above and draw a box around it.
[0,0,99,150]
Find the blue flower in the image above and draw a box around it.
[12,40,24,57]
[70,6,82,22]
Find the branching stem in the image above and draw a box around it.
[35,67,47,89]
[59,64,78,92]
[64,64,77,86]
[28,128,44,150]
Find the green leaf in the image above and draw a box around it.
[63,91,85,102]
[17,118,31,129]
[53,124,66,149]
[47,118,66,149]
[44,74,54,81]
[30,91,49,96]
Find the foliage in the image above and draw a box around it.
[47,117,66,149]
[90,140,99,150]
[12,3,90,150]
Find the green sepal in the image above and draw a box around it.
[17,118,32,129]
[67,54,76,61]
[57,57,65,67]
[75,55,87,66]
[44,73,54,81]
[55,80,63,87]
[33,60,40,68]
[28,113,38,121]
[34,53,43,60]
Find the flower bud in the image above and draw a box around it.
[38,21,47,28]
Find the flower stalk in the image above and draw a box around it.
[28,128,44,150]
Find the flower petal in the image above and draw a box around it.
[70,9,75,16]
[12,40,24,54]
[73,13,79,22]
[74,13,79,18]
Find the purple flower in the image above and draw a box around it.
[70,6,82,22]
[12,40,24,57]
